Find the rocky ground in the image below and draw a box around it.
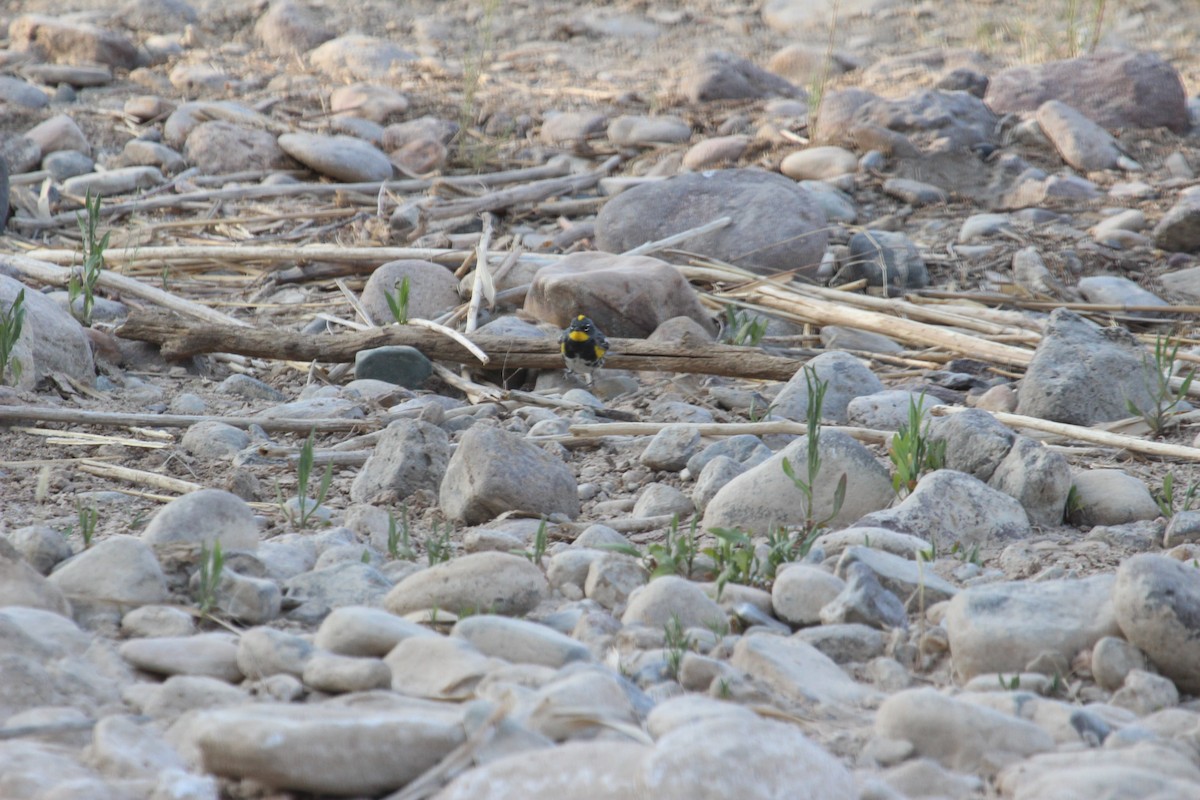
[3,0,1200,798]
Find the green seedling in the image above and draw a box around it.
[889,392,946,497]
[512,518,549,565]
[287,431,332,529]
[71,190,108,325]
[1128,335,1195,438]
[385,276,411,325]
[388,504,417,560]
[721,306,768,347]
[425,522,453,565]
[1153,472,1200,518]
[73,501,98,549]
[663,614,693,682]
[780,366,848,541]
[703,527,763,598]
[0,289,26,386]
[196,540,225,616]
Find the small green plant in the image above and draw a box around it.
[949,541,982,566]
[721,306,768,347]
[0,289,26,386]
[1064,0,1108,57]
[456,0,501,169]
[998,673,1021,691]
[387,505,417,560]
[71,190,109,325]
[1128,335,1195,438]
[73,501,99,549]
[425,522,453,565]
[512,518,549,565]
[1065,485,1083,517]
[780,367,848,538]
[285,431,332,529]
[196,540,225,616]
[746,397,775,423]
[385,276,411,325]
[1153,472,1200,518]
[600,516,700,580]
[704,527,763,598]
[807,0,841,126]
[716,677,732,699]
[361,549,372,563]
[918,541,937,563]
[663,614,693,682]
[888,392,946,497]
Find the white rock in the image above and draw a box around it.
[385,635,506,700]
[643,715,855,799]
[313,605,435,656]
[876,688,1055,775]
[384,552,548,617]
[451,615,592,668]
[731,633,876,707]
[944,574,1118,681]
[188,703,462,795]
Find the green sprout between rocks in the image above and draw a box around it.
[662,614,693,682]
[385,276,411,325]
[603,514,700,580]
[1153,472,1200,518]
[780,366,848,547]
[721,306,768,347]
[388,504,417,560]
[512,518,549,564]
[425,522,454,565]
[281,431,332,529]
[71,501,99,550]
[196,540,225,616]
[0,289,26,386]
[888,392,946,497]
[1129,335,1195,438]
[71,190,109,326]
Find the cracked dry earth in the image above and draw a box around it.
[3,0,1200,799]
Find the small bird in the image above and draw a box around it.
[559,314,609,387]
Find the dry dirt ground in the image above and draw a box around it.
[2,0,1200,554]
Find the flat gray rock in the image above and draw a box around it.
[278,132,392,182]
[188,703,463,795]
[384,552,548,617]
[877,688,1054,775]
[595,169,828,277]
[854,470,1031,552]
[944,574,1118,681]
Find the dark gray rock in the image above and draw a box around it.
[679,51,803,103]
[816,88,998,152]
[928,409,1015,483]
[841,230,929,295]
[595,169,828,277]
[854,470,1031,552]
[1114,554,1200,693]
[440,425,579,524]
[988,436,1071,528]
[773,351,884,424]
[353,345,432,388]
[1016,308,1155,425]
[1153,193,1200,253]
[820,562,907,630]
[985,51,1189,134]
[350,419,449,503]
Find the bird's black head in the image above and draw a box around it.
[569,315,594,332]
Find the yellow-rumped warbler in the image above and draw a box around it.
[559,314,609,386]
